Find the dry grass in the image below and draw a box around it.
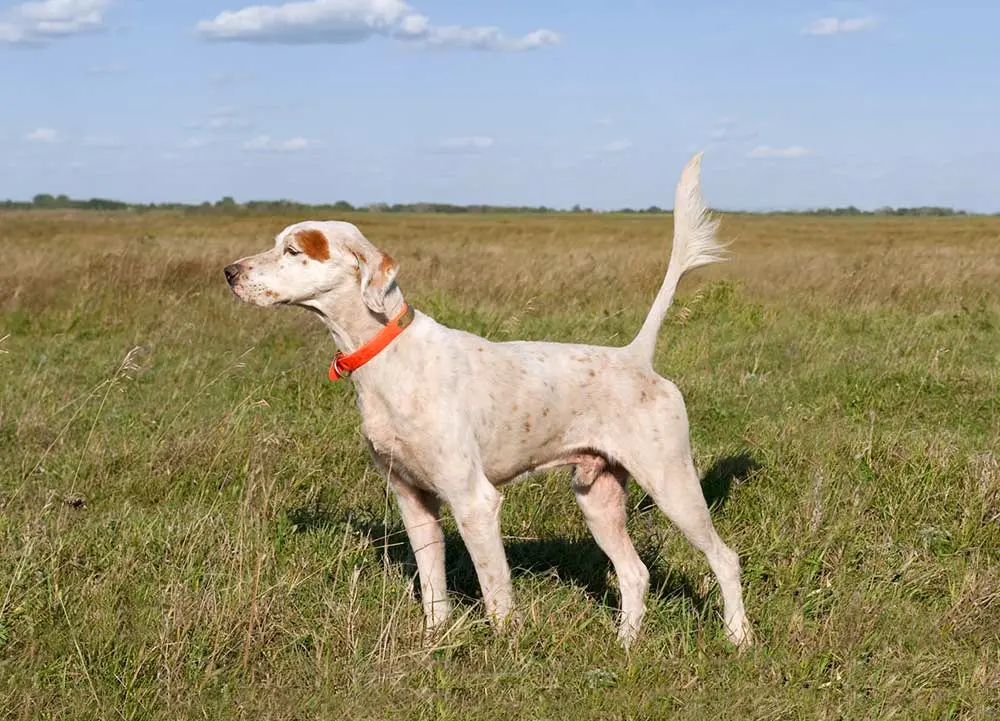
[1,210,999,719]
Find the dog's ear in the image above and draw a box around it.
[355,248,399,316]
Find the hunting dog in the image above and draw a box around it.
[224,153,751,648]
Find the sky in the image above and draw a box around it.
[2,0,999,211]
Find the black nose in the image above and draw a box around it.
[224,264,241,285]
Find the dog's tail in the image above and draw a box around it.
[627,152,727,364]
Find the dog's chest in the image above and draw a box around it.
[356,393,400,453]
[354,387,436,480]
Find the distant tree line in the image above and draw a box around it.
[0,194,987,216]
[768,205,972,217]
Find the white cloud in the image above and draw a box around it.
[803,16,876,36]
[708,118,758,146]
[243,135,314,152]
[396,15,559,51]
[195,0,559,51]
[0,0,111,45]
[208,117,250,131]
[709,117,737,141]
[599,138,632,153]
[178,137,213,149]
[747,145,813,159]
[581,138,633,161]
[437,136,494,152]
[189,107,252,132]
[25,127,60,143]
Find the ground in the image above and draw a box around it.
[1,210,998,719]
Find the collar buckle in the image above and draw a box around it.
[328,302,413,382]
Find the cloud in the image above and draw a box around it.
[747,145,813,159]
[178,137,213,149]
[25,127,59,143]
[243,135,314,152]
[0,0,111,45]
[195,0,559,51]
[598,138,632,153]
[395,14,559,51]
[435,136,494,153]
[708,118,758,146]
[803,16,876,36]
[709,117,737,141]
[581,138,633,161]
[189,107,252,132]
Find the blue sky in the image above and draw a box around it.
[2,0,998,211]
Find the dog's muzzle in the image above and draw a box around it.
[224,264,242,287]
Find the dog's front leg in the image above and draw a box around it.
[447,475,515,629]
[388,474,452,635]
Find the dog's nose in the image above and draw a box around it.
[224,264,241,285]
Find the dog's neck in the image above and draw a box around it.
[302,288,406,355]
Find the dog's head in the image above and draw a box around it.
[224,220,399,315]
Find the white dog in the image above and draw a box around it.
[224,153,751,648]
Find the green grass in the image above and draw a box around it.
[1,210,998,719]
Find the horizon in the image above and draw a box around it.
[1,192,985,216]
[3,1,998,213]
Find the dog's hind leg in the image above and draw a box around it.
[572,459,650,649]
[630,442,751,647]
[618,385,752,648]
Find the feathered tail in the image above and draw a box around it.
[627,152,727,363]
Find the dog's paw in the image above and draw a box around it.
[726,620,755,651]
[491,607,523,634]
[617,621,642,652]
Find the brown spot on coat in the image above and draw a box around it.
[296,228,330,262]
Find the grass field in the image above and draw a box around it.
[1,208,998,719]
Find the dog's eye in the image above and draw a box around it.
[285,246,301,256]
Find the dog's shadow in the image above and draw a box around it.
[287,452,760,616]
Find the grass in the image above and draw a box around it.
[1,209,998,719]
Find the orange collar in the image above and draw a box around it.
[329,302,415,381]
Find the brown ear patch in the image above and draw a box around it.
[296,229,330,262]
[378,252,396,275]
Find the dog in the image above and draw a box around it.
[224,153,751,649]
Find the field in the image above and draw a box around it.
[1,208,998,719]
